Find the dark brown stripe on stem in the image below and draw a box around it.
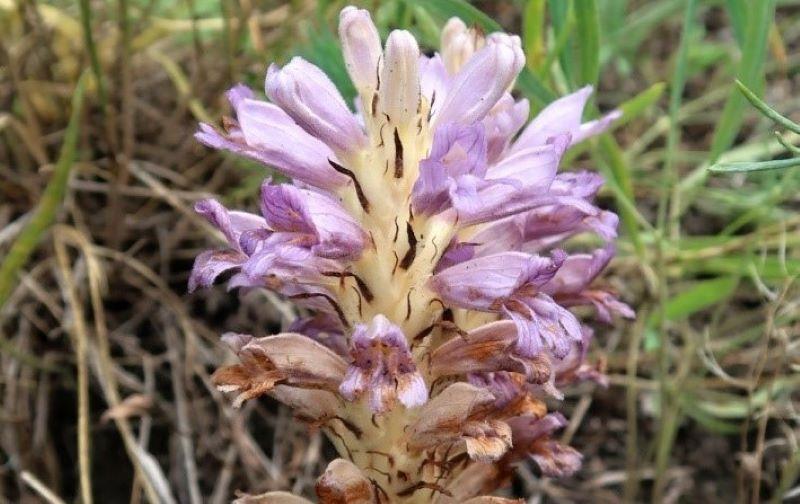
[321,271,374,302]
[397,482,452,498]
[334,415,363,439]
[329,159,370,212]
[413,324,434,342]
[289,292,348,327]
[393,127,404,178]
[398,221,417,270]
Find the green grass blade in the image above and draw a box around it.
[549,0,574,87]
[405,0,501,32]
[776,133,800,156]
[709,157,800,173]
[574,0,600,88]
[680,397,742,434]
[0,73,88,372]
[523,0,547,72]
[539,10,575,83]
[594,135,645,258]
[516,70,557,106]
[0,73,87,309]
[78,0,107,110]
[662,277,739,322]
[599,0,628,36]
[645,276,739,350]
[734,79,800,134]
[616,81,666,127]
[725,0,747,46]
[708,0,775,162]
[608,0,686,54]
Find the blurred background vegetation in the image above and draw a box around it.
[0,0,799,502]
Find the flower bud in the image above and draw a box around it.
[338,6,382,94]
[441,18,485,75]
[379,30,420,125]
[435,36,524,126]
[266,57,366,153]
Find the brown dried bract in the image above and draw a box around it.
[315,458,375,504]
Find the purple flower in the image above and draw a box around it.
[435,34,524,126]
[419,54,449,117]
[440,17,483,75]
[549,326,609,388]
[430,250,583,358]
[339,315,427,413]
[512,85,620,151]
[259,182,367,260]
[484,93,530,162]
[212,332,347,408]
[195,87,348,190]
[407,382,512,462]
[544,246,635,322]
[189,199,266,292]
[412,122,488,215]
[379,30,421,125]
[463,204,619,260]
[288,313,348,356]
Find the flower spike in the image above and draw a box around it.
[194,6,630,501]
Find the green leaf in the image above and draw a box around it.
[616,81,666,127]
[725,0,747,46]
[522,0,547,72]
[549,0,574,87]
[574,0,600,87]
[664,277,739,322]
[516,69,557,106]
[709,157,800,173]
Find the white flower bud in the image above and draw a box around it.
[379,30,420,125]
[338,6,382,93]
[441,17,485,75]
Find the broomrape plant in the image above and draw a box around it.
[192,6,633,503]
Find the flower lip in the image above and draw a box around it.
[430,320,552,383]
[431,250,583,358]
[339,315,428,413]
[195,89,349,190]
[259,181,367,260]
